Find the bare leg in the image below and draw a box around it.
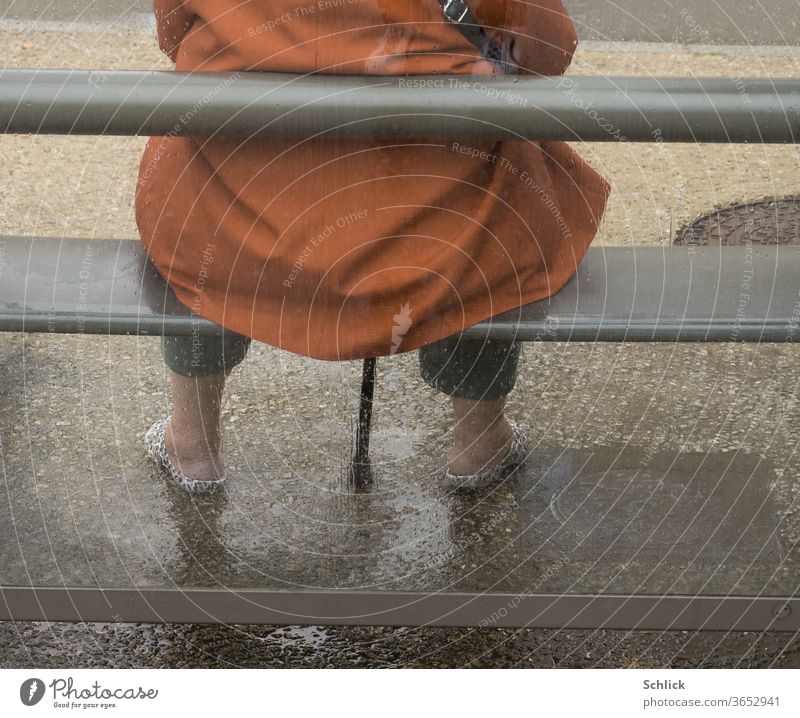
[164,371,225,482]
[448,397,514,476]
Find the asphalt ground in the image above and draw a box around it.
[565,0,800,46]
[2,0,799,44]
[0,25,799,669]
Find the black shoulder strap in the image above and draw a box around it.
[437,0,488,50]
[436,0,517,74]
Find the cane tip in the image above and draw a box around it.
[349,458,375,492]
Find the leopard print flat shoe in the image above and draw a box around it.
[144,416,225,495]
[443,420,528,491]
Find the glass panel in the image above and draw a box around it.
[1,336,796,597]
[0,2,797,603]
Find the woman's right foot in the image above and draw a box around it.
[164,421,224,483]
[145,417,225,495]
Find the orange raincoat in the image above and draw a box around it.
[136,0,610,360]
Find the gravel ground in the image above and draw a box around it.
[1,28,799,669]
[1,621,798,668]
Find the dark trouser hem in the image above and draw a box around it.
[162,328,520,398]
[161,331,251,378]
[419,335,521,401]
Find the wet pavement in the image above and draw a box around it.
[1,619,798,668]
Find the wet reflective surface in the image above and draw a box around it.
[1,334,797,599]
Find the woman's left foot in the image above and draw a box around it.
[444,420,528,490]
[145,417,225,495]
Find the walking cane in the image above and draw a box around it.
[350,357,377,491]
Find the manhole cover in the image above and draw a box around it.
[675,197,800,246]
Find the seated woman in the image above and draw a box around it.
[138,0,609,494]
